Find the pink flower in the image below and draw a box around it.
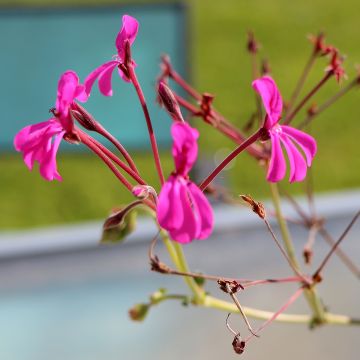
[157,122,214,243]
[84,15,138,97]
[252,76,317,183]
[14,71,86,181]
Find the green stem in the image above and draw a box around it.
[269,183,326,323]
[161,231,182,270]
[203,296,359,325]
[173,242,206,304]
[160,232,205,304]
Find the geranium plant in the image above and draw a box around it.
[14,15,359,355]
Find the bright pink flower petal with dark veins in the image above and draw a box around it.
[281,126,317,166]
[267,132,286,182]
[252,76,283,129]
[280,135,308,183]
[187,182,214,239]
[171,122,199,176]
[115,15,139,60]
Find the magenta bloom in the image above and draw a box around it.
[157,122,214,244]
[84,15,138,97]
[252,76,317,183]
[14,71,86,181]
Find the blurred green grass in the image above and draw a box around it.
[1,0,359,229]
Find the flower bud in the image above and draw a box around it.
[128,303,150,322]
[70,103,98,131]
[158,81,184,122]
[132,185,157,200]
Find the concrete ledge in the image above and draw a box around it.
[0,189,359,258]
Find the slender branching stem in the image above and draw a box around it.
[269,183,326,323]
[285,52,317,117]
[128,64,165,185]
[95,124,140,173]
[284,72,332,125]
[80,131,146,185]
[79,131,133,192]
[298,78,358,129]
[313,211,360,279]
[245,287,305,342]
[199,129,262,191]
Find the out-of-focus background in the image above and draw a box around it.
[0,1,359,359]
[1,0,359,229]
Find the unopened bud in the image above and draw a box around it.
[70,103,98,131]
[261,58,271,75]
[128,303,150,322]
[132,185,157,200]
[158,81,184,122]
[247,31,259,54]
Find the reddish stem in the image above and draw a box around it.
[168,67,202,101]
[245,287,304,342]
[174,92,265,159]
[79,131,133,192]
[78,129,146,185]
[95,124,139,174]
[313,211,360,279]
[284,72,332,125]
[199,129,262,191]
[128,64,165,185]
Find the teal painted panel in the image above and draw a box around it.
[0,4,187,151]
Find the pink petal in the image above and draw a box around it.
[157,176,183,230]
[187,182,214,240]
[14,119,64,181]
[280,135,307,183]
[98,62,118,96]
[115,15,139,60]
[74,84,88,103]
[252,76,283,129]
[84,61,119,97]
[281,126,317,166]
[39,131,65,181]
[168,181,199,243]
[267,132,286,182]
[171,122,199,176]
[56,70,85,131]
